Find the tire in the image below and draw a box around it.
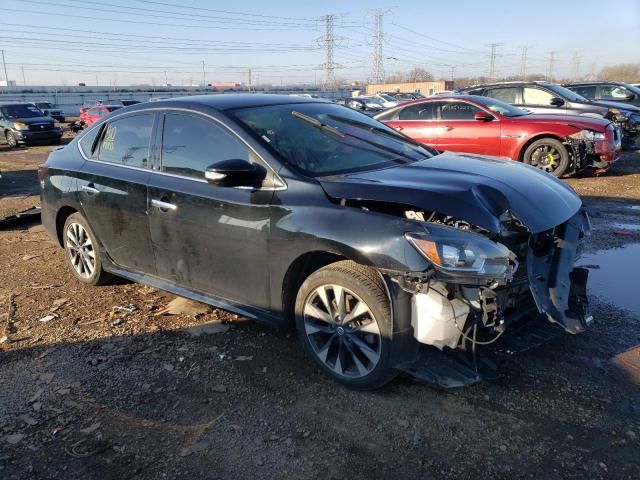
[523,138,569,177]
[295,260,397,390]
[5,131,18,148]
[62,213,113,286]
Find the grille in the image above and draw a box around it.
[29,123,54,131]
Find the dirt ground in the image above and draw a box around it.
[1,130,639,480]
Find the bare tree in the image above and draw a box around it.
[406,67,434,82]
[598,63,640,83]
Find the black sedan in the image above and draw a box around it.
[333,97,385,116]
[40,95,591,389]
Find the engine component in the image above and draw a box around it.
[411,285,469,349]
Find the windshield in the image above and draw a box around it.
[360,97,384,107]
[471,96,529,117]
[377,94,396,102]
[1,104,45,119]
[35,102,52,109]
[232,102,434,176]
[546,84,589,102]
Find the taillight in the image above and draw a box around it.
[37,164,49,185]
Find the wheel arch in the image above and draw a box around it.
[55,206,79,247]
[517,133,566,162]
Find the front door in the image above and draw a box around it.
[147,111,273,310]
[77,112,158,274]
[435,101,501,156]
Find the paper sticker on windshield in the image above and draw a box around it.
[102,124,116,151]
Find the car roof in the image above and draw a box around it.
[563,81,623,86]
[132,94,318,112]
[462,80,551,89]
[0,102,36,107]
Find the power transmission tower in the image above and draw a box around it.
[1,50,8,86]
[571,52,581,80]
[520,46,528,80]
[547,51,557,82]
[487,43,503,81]
[368,9,389,87]
[316,14,343,91]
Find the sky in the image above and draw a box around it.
[1,0,639,86]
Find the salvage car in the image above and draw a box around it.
[32,101,65,123]
[461,81,640,149]
[375,95,620,177]
[40,95,592,389]
[564,81,640,108]
[79,104,122,126]
[0,103,63,147]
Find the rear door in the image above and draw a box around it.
[383,102,441,147]
[77,112,158,274]
[435,100,501,156]
[147,111,273,310]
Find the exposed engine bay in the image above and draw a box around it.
[348,199,592,386]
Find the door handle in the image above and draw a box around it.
[442,126,454,131]
[151,198,177,212]
[81,184,100,195]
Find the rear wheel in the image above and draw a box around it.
[295,261,397,390]
[63,213,113,285]
[523,138,569,177]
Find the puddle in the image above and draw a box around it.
[578,243,640,314]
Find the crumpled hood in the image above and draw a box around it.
[589,99,640,113]
[319,152,582,234]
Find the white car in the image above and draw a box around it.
[366,94,399,108]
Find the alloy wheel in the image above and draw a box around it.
[6,132,17,148]
[303,284,382,378]
[530,144,561,174]
[65,222,96,279]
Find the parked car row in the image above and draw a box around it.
[40,94,593,389]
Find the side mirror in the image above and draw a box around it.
[624,93,636,101]
[549,97,565,107]
[474,111,494,121]
[204,159,266,187]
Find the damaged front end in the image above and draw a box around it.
[565,123,621,174]
[607,109,640,149]
[389,208,592,387]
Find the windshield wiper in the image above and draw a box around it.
[291,111,345,139]
[325,114,408,141]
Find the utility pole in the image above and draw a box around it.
[164,70,168,86]
[449,65,456,82]
[519,46,528,80]
[368,10,389,87]
[547,51,557,82]
[316,14,343,91]
[202,60,206,86]
[487,43,502,82]
[248,67,253,92]
[20,65,26,86]
[1,50,8,86]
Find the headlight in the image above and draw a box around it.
[13,122,29,131]
[568,129,605,141]
[406,224,518,282]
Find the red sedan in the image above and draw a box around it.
[79,104,122,126]
[375,95,621,176]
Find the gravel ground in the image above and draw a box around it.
[1,134,639,480]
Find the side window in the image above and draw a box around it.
[374,109,397,122]
[335,99,346,105]
[439,102,480,120]
[79,124,102,159]
[523,87,555,105]
[572,86,596,98]
[465,88,484,96]
[398,103,434,120]
[599,85,630,100]
[97,114,153,168]
[486,87,517,103]
[161,113,250,179]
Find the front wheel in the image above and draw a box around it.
[5,131,18,148]
[295,261,397,390]
[523,138,569,177]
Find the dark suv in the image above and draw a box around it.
[564,81,640,108]
[33,101,65,122]
[0,103,63,148]
[461,81,640,148]
[39,95,592,390]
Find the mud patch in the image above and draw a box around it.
[579,243,640,314]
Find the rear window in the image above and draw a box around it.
[97,114,153,168]
[486,87,518,103]
[78,125,102,158]
[398,103,434,120]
